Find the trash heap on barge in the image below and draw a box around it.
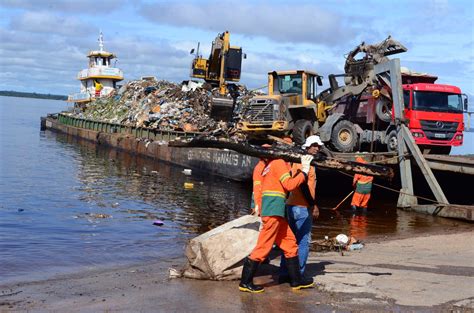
[65,78,258,134]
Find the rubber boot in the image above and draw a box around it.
[238,257,264,293]
[286,256,314,290]
[278,274,290,284]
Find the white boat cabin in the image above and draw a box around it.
[68,32,124,104]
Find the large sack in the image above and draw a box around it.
[170,215,260,280]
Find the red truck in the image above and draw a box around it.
[328,70,466,155]
[396,72,465,154]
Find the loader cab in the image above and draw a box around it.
[269,70,322,105]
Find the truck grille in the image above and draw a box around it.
[419,120,458,140]
[246,101,275,122]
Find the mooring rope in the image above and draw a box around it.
[335,169,462,208]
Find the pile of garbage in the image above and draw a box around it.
[67,78,259,133]
[311,234,364,253]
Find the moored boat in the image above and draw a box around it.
[67,32,124,105]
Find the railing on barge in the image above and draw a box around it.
[56,113,201,141]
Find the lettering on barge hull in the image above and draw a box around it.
[187,150,253,168]
[186,149,256,180]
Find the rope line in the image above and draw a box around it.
[336,169,456,207]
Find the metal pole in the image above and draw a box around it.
[375,59,417,207]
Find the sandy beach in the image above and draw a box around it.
[1,229,473,312]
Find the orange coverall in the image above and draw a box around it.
[351,157,374,209]
[251,160,266,214]
[249,159,306,262]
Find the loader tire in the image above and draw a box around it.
[386,129,398,152]
[331,120,358,152]
[292,119,314,146]
[376,97,392,123]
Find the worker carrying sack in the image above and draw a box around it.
[169,215,260,280]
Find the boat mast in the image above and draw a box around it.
[98,31,104,52]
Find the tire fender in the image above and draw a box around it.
[318,113,344,142]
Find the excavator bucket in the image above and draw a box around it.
[210,96,235,121]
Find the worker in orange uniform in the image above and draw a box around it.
[279,135,322,283]
[250,145,272,216]
[239,154,315,293]
[351,156,374,210]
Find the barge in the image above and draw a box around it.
[42,113,257,181]
[41,113,474,196]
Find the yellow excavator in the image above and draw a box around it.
[190,31,245,121]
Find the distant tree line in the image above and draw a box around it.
[0,90,67,100]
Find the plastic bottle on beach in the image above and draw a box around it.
[348,243,364,251]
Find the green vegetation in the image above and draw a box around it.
[0,90,67,100]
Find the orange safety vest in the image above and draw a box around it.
[287,163,316,207]
[353,157,373,194]
[261,159,306,217]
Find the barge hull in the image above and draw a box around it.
[43,115,257,181]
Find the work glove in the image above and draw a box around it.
[301,154,313,174]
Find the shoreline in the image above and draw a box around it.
[1,227,473,312]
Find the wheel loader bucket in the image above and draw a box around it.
[210,96,235,121]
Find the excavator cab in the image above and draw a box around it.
[190,31,244,121]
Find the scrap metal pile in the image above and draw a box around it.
[68,78,259,133]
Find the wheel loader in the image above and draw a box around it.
[236,70,327,144]
[190,31,245,121]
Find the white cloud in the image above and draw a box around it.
[10,11,95,36]
[138,1,355,46]
[1,0,126,14]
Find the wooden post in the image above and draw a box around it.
[400,125,449,204]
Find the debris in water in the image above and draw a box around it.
[182,169,192,175]
[153,220,164,226]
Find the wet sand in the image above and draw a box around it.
[1,228,473,312]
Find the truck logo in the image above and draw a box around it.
[436,121,444,129]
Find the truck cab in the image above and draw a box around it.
[401,81,464,153]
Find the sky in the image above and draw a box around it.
[0,0,473,100]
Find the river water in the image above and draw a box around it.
[0,96,472,284]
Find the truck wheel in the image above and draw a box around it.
[376,97,392,123]
[386,130,398,152]
[331,120,358,152]
[292,119,313,145]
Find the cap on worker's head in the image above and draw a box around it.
[261,143,272,148]
[356,156,366,163]
[302,135,324,148]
